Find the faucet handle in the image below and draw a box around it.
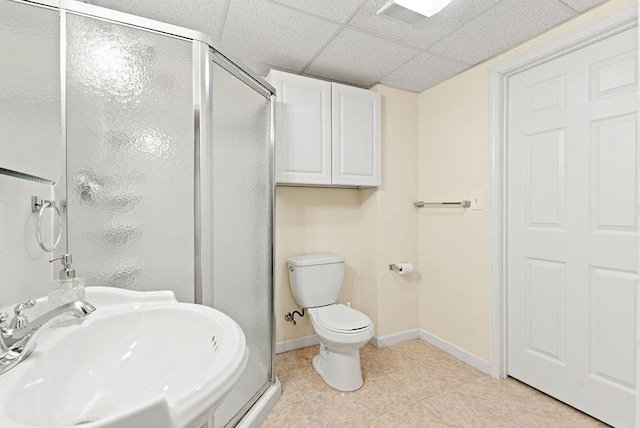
[9,300,36,330]
[14,300,36,315]
[0,313,8,332]
[0,313,8,354]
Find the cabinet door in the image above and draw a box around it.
[268,70,332,185]
[331,83,381,187]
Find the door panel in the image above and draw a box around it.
[525,258,566,365]
[590,114,637,232]
[526,74,566,116]
[590,49,637,100]
[589,267,636,390]
[269,70,331,185]
[525,129,565,228]
[508,27,638,427]
[331,82,381,187]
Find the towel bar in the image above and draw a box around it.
[414,200,471,208]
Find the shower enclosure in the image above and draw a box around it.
[0,0,276,426]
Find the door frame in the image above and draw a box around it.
[488,4,637,381]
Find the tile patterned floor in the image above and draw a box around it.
[262,340,607,427]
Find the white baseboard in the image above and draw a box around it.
[369,328,420,348]
[275,334,319,354]
[419,329,490,374]
[275,329,490,376]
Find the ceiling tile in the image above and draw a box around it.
[381,53,470,92]
[269,0,363,23]
[240,60,272,77]
[305,27,418,87]
[557,0,607,13]
[241,59,300,78]
[93,0,225,40]
[221,0,339,71]
[430,0,577,64]
[348,0,502,50]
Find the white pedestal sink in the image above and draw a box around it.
[0,287,248,428]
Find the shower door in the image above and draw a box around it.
[209,55,274,427]
[65,13,195,302]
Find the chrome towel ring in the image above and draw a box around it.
[32,196,62,252]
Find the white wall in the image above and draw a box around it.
[417,0,637,361]
[0,175,55,308]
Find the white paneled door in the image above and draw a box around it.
[507,27,638,427]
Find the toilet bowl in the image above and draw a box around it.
[287,253,375,392]
[308,304,374,391]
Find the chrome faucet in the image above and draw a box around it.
[0,300,96,375]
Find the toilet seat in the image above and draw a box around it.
[310,304,372,334]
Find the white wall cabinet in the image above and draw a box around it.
[268,70,381,188]
[268,71,332,185]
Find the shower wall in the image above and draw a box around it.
[66,13,195,302]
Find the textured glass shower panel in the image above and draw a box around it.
[211,62,273,426]
[0,0,62,182]
[66,14,195,302]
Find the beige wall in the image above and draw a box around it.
[418,71,492,359]
[366,85,420,337]
[275,86,420,343]
[417,0,636,361]
[275,187,362,342]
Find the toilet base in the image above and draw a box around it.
[312,343,364,392]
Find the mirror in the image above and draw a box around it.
[0,0,63,183]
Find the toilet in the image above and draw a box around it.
[287,253,374,392]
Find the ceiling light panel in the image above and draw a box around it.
[377,0,453,24]
[377,1,424,24]
[396,0,454,17]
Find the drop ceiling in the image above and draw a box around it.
[88,0,609,92]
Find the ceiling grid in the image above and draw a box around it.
[90,0,609,92]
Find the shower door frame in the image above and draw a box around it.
[207,47,277,427]
[8,0,278,424]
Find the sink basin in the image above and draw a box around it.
[1,287,178,319]
[0,288,248,428]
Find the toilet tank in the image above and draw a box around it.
[287,253,345,308]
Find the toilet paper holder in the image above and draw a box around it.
[389,262,414,275]
[389,263,408,272]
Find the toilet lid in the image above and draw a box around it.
[315,304,371,333]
